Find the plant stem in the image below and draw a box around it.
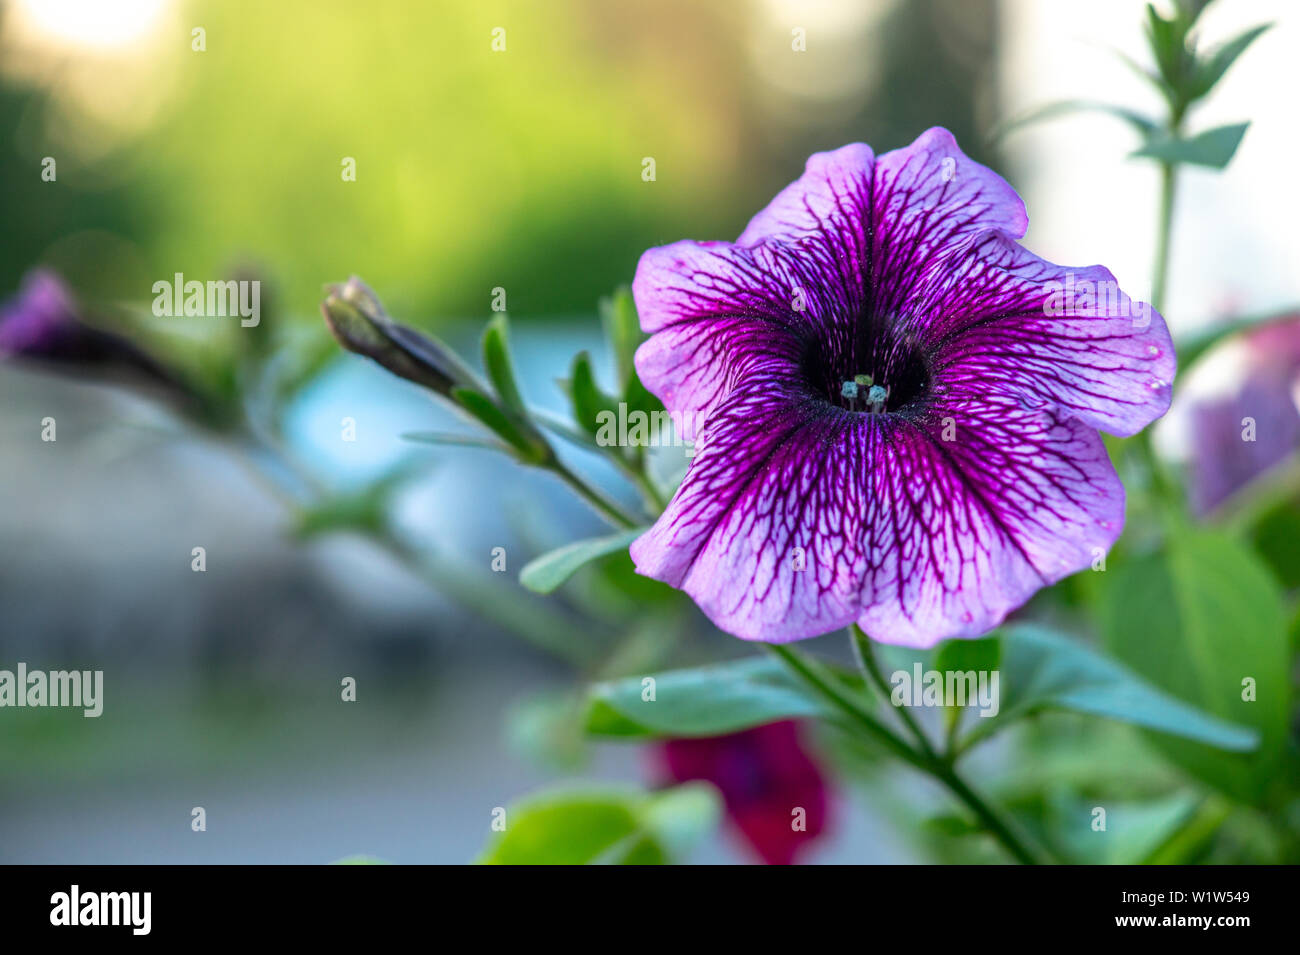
[548,458,640,529]
[368,526,600,667]
[765,644,927,771]
[768,642,1047,865]
[228,431,603,667]
[1132,156,1179,509]
[535,410,668,514]
[849,625,937,762]
[629,460,669,513]
[1151,159,1177,315]
[927,762,1042,866]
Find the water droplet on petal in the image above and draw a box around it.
[1146,345,1161,358]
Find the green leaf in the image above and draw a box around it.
[506,692,589,771]
[622,366,662,418]
[1132,122,1249,169]
[600,286,642,394]
[989,100,1158,143]
[476,784,719,865]
[477,790,641,864]
[1113,47,1175,105]
[1098,528,1291,802]
[451,387,549,464]
[962,624,1259,752]
[1189,23,1271,102]
[567,350,619,438]
[481,313,527,416]
[584,656,850,739]
[401,430,508,452]
[1145,2,1190,95]
[519,527,646,594]
[291,462,419,539]
[640,782,722,860]
[934,635,1000,677]
[1054,793,1201,865]
[1247,499,1300,590]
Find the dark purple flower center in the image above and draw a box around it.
[799,313,932,416]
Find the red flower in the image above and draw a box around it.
[654,720,831,865]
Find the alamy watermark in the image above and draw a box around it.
[890,662,999,718]
[152,272,260,327]
[0,663,103,717]
[1043,273,1150,328]
[50,885,150,935]
[595,404,711,457]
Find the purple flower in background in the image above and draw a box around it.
[0,270,87,358]
[1188,315,1300,515]
[1,269,178,387]
[630,129,1174,646]
[654,720,831,865]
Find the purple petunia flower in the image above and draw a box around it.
[1186,314,1300,515]
[653,720,831,865]
[629,128,1174,646]
[0,269,177,388]
[0,270,88,358]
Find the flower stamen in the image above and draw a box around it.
[841,376,891,413]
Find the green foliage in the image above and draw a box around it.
[600,287,643,396]
[999,4,1267,177]
[1247,499,1300,590]
[482,314,527,417]
[476,784,720,865]
[506,692,590,771]
[1053,793,1202,865]
[292,463,420,539]
[582,622,1256,765]
[1188,24,1272,101]
[1131,122,1249,169]
[565,350,620,438]
[451,387,550,464]
[1098,528,1292,802]
[584,656,848,739]
[990,100,1157,143]
[961,625,1258,753]
[933,634,1000,676]
[519,528,646,594]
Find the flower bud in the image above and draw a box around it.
[321,276,482,398]
[1,269,188,396]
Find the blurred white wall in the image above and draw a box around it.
[1000,0,1300,334]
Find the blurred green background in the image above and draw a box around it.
[0,0,996,320]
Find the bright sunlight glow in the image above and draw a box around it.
[11,0,171,51]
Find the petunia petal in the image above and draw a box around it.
[867,128,1028,322]
[631,239,806,440]
[918,232,1175,436]
[737,143,876,249]
[631,385,1123,647]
